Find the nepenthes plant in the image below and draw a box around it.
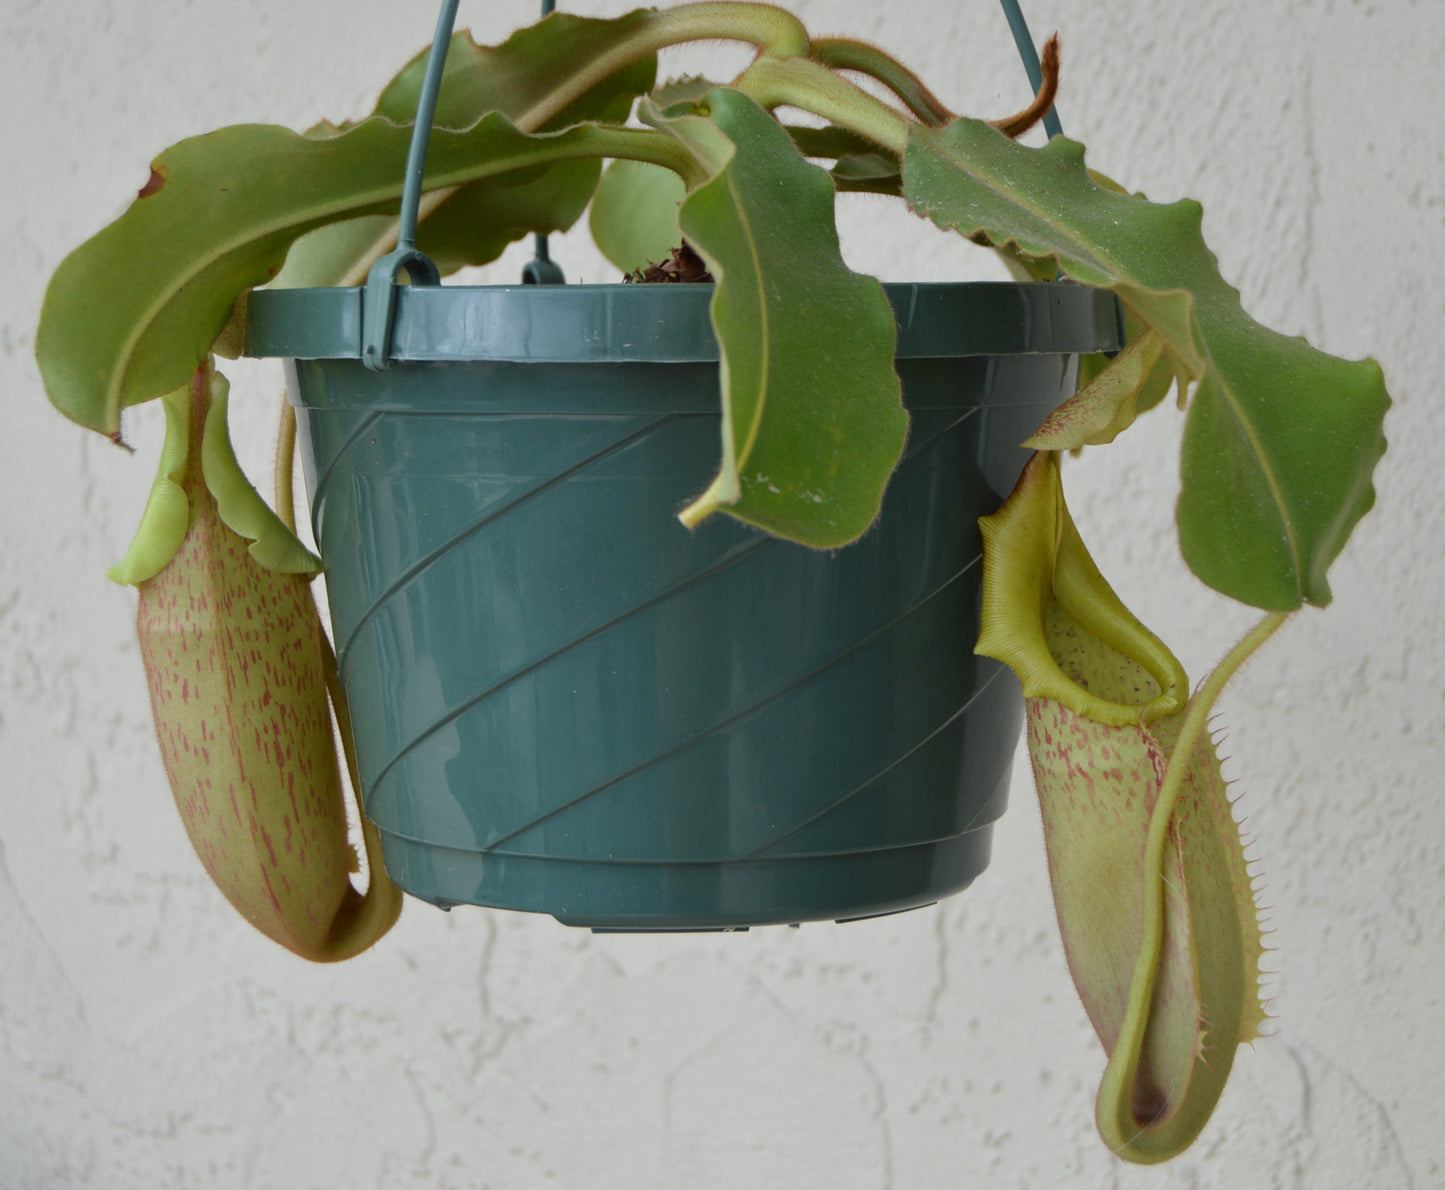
[34,0,1389,1162]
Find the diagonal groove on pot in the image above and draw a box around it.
[485,797,1010,863]
[332,412,678,668]
[468,555,985,854]
[305,409,385,542]
[482,651,1014,864]
[738,657,1013,860]
[345,398,988,733]
[355,402,987,797]
[361,527,780,801]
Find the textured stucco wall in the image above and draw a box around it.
[3,0,1441,1186]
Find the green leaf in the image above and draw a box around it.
[650,74,720,108]
[414,158,601,274]
[271,216,398,290]
[375,14,657,132]
[782,126,903,194]
[271,161,599,287]
[829,155,903,196]
[785,124,891,162]
[588,159,686,274]
[1077,170,1186,418]
[269,18,658,293]
[79,16,660,418]
[905,120,1389,610]
[654,89,907,548]
[37,115,676,436]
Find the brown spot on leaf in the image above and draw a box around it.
[137,166,167,200]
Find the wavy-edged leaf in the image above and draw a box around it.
[1074,171,1187,420]
[370,18,655,279]
[375,14,657,132]
[589,159,686,274]
[272,160,598,287]
[37,115,669,436]
[280,17,657,292]
[415,159,601,274]
[43,13,663,436]
[905,120,1389,609]
[652,89,907,547]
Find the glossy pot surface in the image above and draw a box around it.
[248,281,1120,929]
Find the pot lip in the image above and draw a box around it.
[246,279,1121,364]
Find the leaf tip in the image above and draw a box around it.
[677,481,732,531]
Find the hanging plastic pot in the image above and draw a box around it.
[238,0,1119,928]
[247,279,1119,928]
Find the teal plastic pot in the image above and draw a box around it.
[246,281,1120,930]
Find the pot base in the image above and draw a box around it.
[376,762,1006,930]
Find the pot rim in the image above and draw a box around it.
[246,280,1121,364]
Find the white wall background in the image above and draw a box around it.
[2,0,1441,1185]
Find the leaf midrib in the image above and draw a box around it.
[917,123,1133,286]
[726,165,772,473]
[925,122,1305,596]
[1191,297,1304,596]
